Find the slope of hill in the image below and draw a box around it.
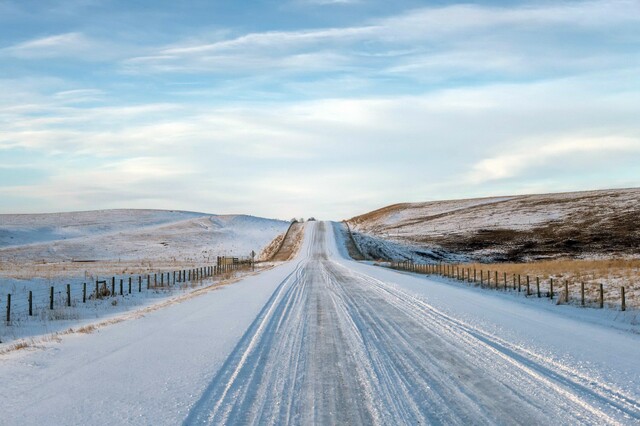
[0,209,289,266]
[347,188,640,262]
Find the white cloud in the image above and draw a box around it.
[1,31,137,61]
[467,136,640,184]
[122,0,640,76]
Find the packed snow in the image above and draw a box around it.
[1,221,638,425]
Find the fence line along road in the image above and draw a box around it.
[3,256,254,325]
[389,261,630,312]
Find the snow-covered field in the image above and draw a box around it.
[1,221,639,424]
[0,209,289,265]
[348,188,640,262]
[0,209,289,344]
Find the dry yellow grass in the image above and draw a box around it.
[450,258,639,309]
[269,222,305,262]
[0,259,214,281]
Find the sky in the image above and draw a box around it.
[0,0,639,220]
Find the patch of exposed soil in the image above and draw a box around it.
[349,188,640,262]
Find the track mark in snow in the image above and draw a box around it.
[184,222,640,425]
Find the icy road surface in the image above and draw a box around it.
[187,222,640,425]
[2,221,639,425]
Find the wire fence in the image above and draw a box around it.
[389,261,632,311]
[2,258,253,325]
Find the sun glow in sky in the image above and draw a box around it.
[1,0,639,220]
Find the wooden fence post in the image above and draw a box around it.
[549,278,554,299]
[503,272,507,290]
[536,277,540,298]
[6,294,10,323]
[147,275,150,290]
[66,284,71,307]
[526,276,530,296]
[111,278,115,297]
[96,281,99,298]
[518,275,521,292]
[564,280,569,304]
[581,282,585,306]
[119,279,123,296]
[50,286,54,310]
[599,284,604,309]
[495,271,498,289]
[83,283,87,303]
[29,291,33,316]
[139,276,142,292]
[128,277,132,294]
[621,286,626,311]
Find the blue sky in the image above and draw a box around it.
[1,0,639,220]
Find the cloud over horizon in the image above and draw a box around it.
[1,0,639,219]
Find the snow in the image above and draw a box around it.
[0,209,289,262]
[0,226,315,425]
[349,188,640,254]
[0,209,289,344]
[1,221,638,424]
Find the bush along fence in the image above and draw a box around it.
[389,261,630,312]
[3,257,252,325]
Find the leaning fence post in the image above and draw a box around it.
[621,286,626,311]
[6,294,10,323]
[29,291,33,316]
[599,284,604,309]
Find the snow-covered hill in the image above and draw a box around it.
[0,209,289,264]
[348,188,640,262]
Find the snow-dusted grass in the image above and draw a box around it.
[348,188,640,262]
[459,258,640,309]
[0,266,253,346]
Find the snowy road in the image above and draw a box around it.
[186,222,640,425]
[2,221,639,425]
